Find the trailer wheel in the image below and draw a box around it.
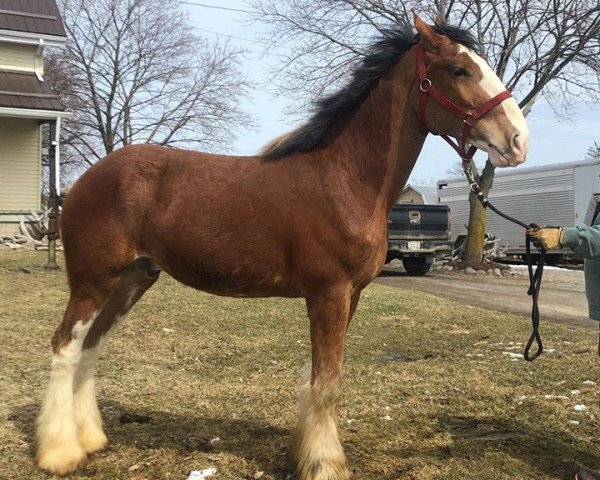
[545,254,563,266]
[520,253,563,266]
[402,257,431,276]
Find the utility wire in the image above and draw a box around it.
[195,26,259,43]
[176,1,258,42]
[176,1,254,14]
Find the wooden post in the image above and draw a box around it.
[45,118,60,270]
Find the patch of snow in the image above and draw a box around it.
[582,380,597,386]
[381,415,393,421]
[574,404,589,412]
[187,468,217,480]
[569,420,580,426]
[162,327,175,333]
[571,390,581,395]
[543,395,569,400]
[509,264,573,272]
[502,352,522,359]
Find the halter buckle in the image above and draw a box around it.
[419,78,432,92]
[463,113,477,126]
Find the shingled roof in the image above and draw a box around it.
[0,71,65,111]
[0,0,66,38]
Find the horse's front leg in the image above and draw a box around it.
[293,286,359,480]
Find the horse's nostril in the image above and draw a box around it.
[511,132,522,152]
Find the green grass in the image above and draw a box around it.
[0,251,599,480]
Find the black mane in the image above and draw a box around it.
[261,19,480,160]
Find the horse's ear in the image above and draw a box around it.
[414,14,449,52]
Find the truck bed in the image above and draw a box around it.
[388,204,450,240]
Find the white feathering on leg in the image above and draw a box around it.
[36,318,95,474]
[292,363,350,480]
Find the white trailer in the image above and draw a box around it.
[437,159,600,261]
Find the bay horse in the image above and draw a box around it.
[36,16,528,479]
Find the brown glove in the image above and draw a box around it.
[526,226,563,250]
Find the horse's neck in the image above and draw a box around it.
[326,55,426,214]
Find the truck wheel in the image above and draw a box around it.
[402,258,431,276]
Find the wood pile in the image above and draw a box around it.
[0,210,63,251]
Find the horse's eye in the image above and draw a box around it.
[451,67,470,77]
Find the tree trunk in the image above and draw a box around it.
[463,159,496,267]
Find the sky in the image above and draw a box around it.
[184,1,600,186]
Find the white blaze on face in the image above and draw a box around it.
[459,46,529,167]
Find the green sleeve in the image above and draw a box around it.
[561,224,600,260]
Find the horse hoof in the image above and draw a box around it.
[298,460,351,480]
[37,444,87,475]
[79,427,108,453]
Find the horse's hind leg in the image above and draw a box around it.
[74,258,159,454]
[36,257,159,474]
[293,286,358,480]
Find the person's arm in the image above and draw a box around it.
[528,224,600,261]
[561,224,600,261]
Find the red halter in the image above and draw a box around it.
[415,42,512,162]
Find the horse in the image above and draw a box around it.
[36,15,528,479]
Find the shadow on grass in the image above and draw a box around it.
[346,413,600,479]
[10,400,293,479]
[378,268,408,277]
[10,403,599,479]
[431,414,599,478]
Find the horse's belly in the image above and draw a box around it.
[157,256,303,298]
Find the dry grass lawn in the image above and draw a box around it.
[1,251,599,480]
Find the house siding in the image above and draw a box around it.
[0,116,41,211]
[0,42,37,72]
[397,188,424,205]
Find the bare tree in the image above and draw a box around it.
[587,141,600,160]
[250,0,600,265]
[47,0,253,168]
[446,160,485,177]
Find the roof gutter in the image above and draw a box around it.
[0,29,66,48]
[0,107,72,119]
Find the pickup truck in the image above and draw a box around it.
[386,204,451,275]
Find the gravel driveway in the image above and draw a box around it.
[375,263,594,328]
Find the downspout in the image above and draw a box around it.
[34,38,44,81]
[45,117,61,270]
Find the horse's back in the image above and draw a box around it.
[63,144,251,235]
